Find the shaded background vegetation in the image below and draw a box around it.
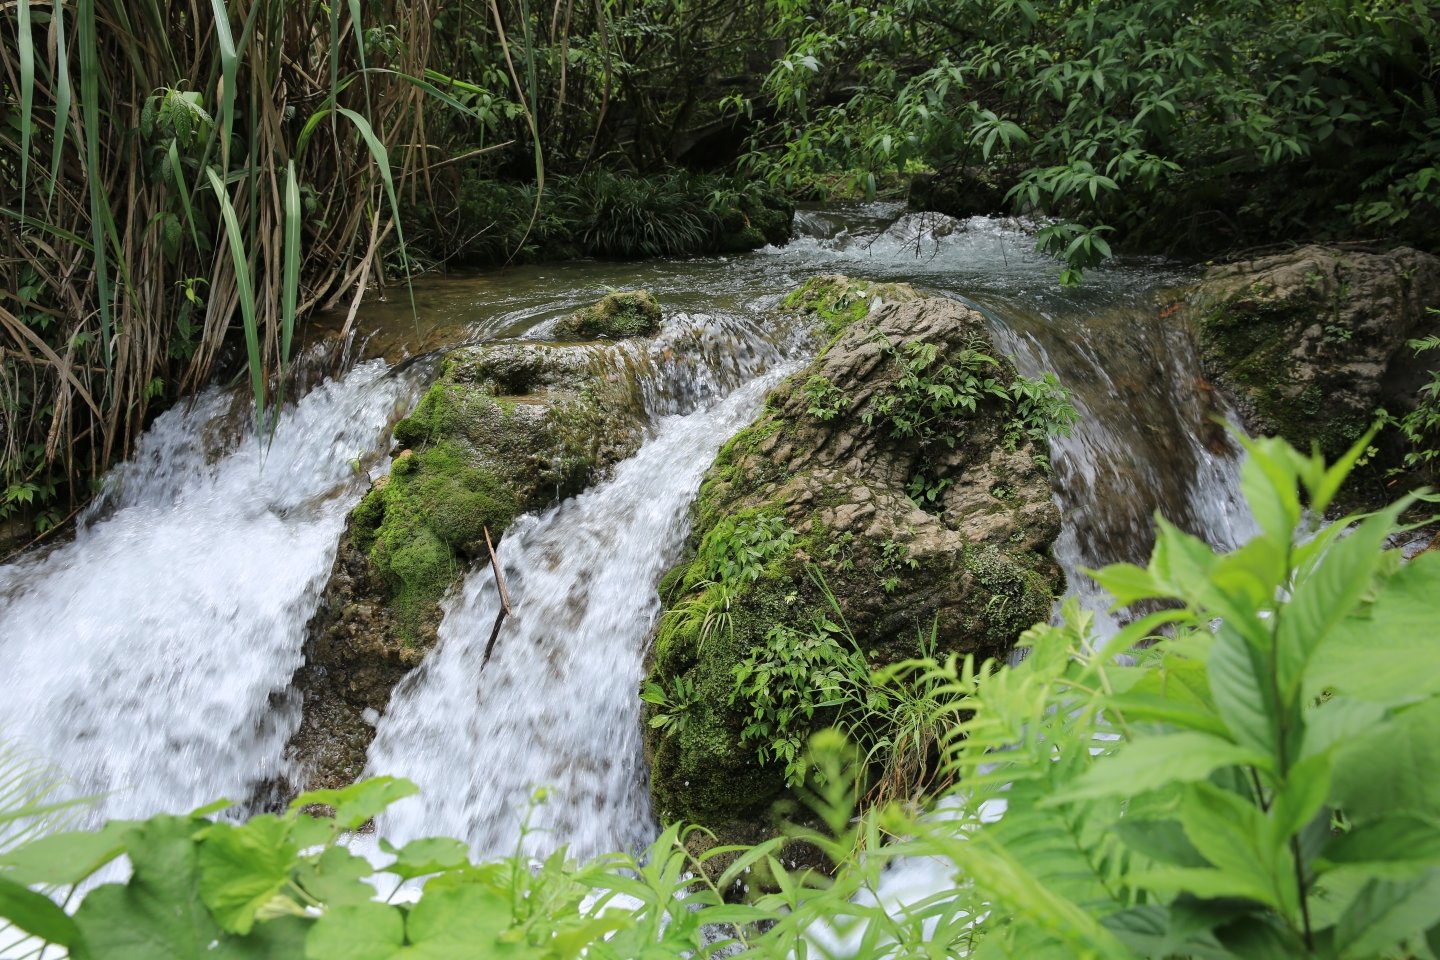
[7,0,1440,545]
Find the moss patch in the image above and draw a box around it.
[553,290,662,340]
[717,189,795,251]
[780,274,920,337]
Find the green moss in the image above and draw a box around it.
[553,290,662,340]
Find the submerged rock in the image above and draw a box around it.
[553,290,663,340]
[643,279,1065,832]
[1185,244,1440,504]
[285,324,656,792]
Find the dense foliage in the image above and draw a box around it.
[5,430,1439,958]
[745,0,1440,279]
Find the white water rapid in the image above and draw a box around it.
[0,360,423,820]
[368,362,798,860]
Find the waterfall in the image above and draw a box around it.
[0,360,424,819]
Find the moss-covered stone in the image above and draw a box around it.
[780,274,921,337]
[717,189,796,252]
[285,337,652,794]
[553,290,663,340]
[1184,245,1440,506]
[643,283,1064,830]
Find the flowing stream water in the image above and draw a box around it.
[0,204,1253,862]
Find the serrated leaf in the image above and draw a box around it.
[1334,870,1440,959]
[198,815,299,935]
[1207,625,1278,762]
[1045,732,1270,804]
[1330,697,1440,825]
[1180,783,1295,914]
[1111,818,1209,868]
[290,776,419,831]
[1319,816,1440,873]
[294,845,376,907]
[379,836,470,881]
[1305,552,1440,704]
[304,901,405,960]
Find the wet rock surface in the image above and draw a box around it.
[553,290,663,340]
[643,278,1064,831]
[1186,244,1440,503]
[284,323,658,794]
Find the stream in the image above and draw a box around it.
[0,204,1253,861]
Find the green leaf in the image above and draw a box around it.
[290,776,419,831]
[1270,751,1332,842]
[404,880,534,957]
[1236,434,1301,551]
[1111,818,1209,868]
[72,813,288,959]
[1305,552,1440,704]
[378,836,470,881]
[1084,562,1175,606]
[291,813,337,850]
[0,873,81,946]
[1334,869,1440,959]
[304,902,405,960]
[1046,732,1270,804]
[293,845,377,907]
[1179,783,1296,915]
[0,819,134,885]
[198,815,300,935]
[1330,697,1440,825]
[1207,625,1278,763]
[205,167,264,440]
[1276,506,1397,702]
[1319,816,1440,874]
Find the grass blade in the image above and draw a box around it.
[77,0,112,373]
[17,0,34,222]
[168,140,202,250]
[207,0,238,168]
[205,167,263,440]
[282,159,300,366]
[337,107,416,319]
[43,0,70,213]
[347,0,371,112]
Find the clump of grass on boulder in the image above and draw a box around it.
[554,290,663,340]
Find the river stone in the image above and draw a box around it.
[553,290,662,340]
[643,283,1064,833]
[1184,244,1440,504]
[284,339,651,794]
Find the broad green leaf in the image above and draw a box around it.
[1334,870,1440,959]
[1149,516,1220,600]
[291,813,336,849]
[1330,697,1440,825]
[1270,750,1332,841]
[1046,732,1270,804]
[1110,818,1208,868]
[304,901,404,960]
[1276,505,1398,702]
[293,845,377,907]
[1301,696,1388,760]
[1318,816,1440,874]
[1126,866,1274,904]
[0,873,81,946]
[291,776,419,831]
[1207,625,1278,762]
[1084,562,1175,606]
[0,819,134,885]
[404,880,531,957]
[378,836,470,881]
[1305,552,1440,703]
[1105,692,1231,738]
[1180,783,1296,915]
[72,814,297,958]
[1236,435,1301,551]
[199,815,300,935]
[205,167,264,439]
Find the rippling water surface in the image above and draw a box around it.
[0,205,1251,854]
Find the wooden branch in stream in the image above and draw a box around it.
[481,525,513,668]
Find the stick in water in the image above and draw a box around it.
[481,525,513,667]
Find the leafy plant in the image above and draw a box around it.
[1377,335,1440,480]
[803,374,850,421]
[641,675,701,737]
[862,336,1009,445]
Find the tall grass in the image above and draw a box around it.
[0,0,779,545]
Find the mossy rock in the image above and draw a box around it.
[285,338,652,796]
[643,282,1064,829]
[780,274,921,337]
[1184,245,1440,507]
[717,189,796,251]
[553,290,662,340]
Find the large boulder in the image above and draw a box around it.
[1185,245,1440,503]
[285,322,656,792]
[643,278,1066,832]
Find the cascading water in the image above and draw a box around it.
[1,202,1254,863]
[368,363,799,860]
[0,359,424,819]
